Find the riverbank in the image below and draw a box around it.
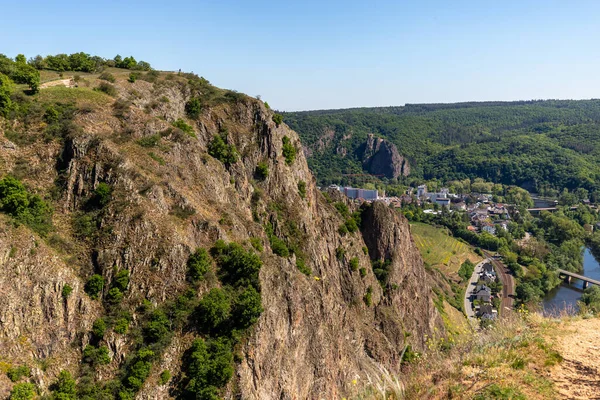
[544,247,600,314]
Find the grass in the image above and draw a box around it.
[37,86,112,107]
[396,312,563,400]
[410,222,482,276]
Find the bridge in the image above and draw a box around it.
[557,269,600,289]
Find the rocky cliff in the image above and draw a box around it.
[360,134,410,179]
[0,68,441,399]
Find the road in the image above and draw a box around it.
[484,251,515,317]
[464,259,489,323]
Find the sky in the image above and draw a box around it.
[2,0,600,111]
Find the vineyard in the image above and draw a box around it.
[410,222,482,276]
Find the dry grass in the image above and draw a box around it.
[357,311,572,399]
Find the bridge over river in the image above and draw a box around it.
[558,269,600,289]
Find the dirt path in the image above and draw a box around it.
[550,318,600,399]
[39,78,75,89]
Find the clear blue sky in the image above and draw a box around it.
[2,0,600,111]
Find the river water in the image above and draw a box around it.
[543,248,600,314]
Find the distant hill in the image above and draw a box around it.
[283,99,600,193]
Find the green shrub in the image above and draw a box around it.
[137,134,161,148]
[0,73,14,117]
[83,345,111,366]
[159,370,171,385]
[336,247,346,260]
[113,269,130,292]
[344,218,358,233]
[49,370,76,399]
[255,162,269,180]
[89,182,112,209]
[458,260,475,281]
[94,81,117,96]
[249,237,263,252]
[6,365,30,382]
[359,267,367,278]
[8,382,36,400]
[148,152,166,165]
[362,246,369,255]
[196,288,231,332]
[232,286,263,329]
[183,338,233,399]
[334,202,349,218]
[172,119,196,138]
[264,101,270,110]
[92,318,106,341]
[99,72,115,83]
[282,136,296,165]
[143,311,171,344]
[128,72,140,83]
[363,286,373,306]
[272,113,283,126]
[0,176,53,236]
[270,236,289,257]
[349,257,359,271]
[296,258,311,276]
[211,241,263,289]
[84,274,104,299]
[298,181,307,199]
[113,318,129,334]
[338,224,349,235]
[187,248,211,282]
[61,284,73,299]
[185,98,202,119]
[72,212,98,238]
[122,348,154,391]
[208,134,238,164]
[106,287,124,304]
[372,259,392,286]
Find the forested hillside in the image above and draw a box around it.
[283,100,600,193]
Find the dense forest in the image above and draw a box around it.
[283,100,600,193]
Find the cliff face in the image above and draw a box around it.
[361,134,410,179]
[0,70,441,399]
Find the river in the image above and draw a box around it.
[543,248,600,314]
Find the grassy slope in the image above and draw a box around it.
[410,222,482,277]
[400,312,564,399]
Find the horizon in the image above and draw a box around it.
[3,1,600,111]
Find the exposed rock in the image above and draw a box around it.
[0,71,440,399]
[361,133,410,178]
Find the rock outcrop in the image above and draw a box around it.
[0,70,440,399]
[361,134,410,178]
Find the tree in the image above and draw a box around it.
[232,286,263,329]
[15,54,26,64]
[84,274,105,299]
[187,248,211,282]
[185,98,202,119]
[196,288,231,331]
[282,136,296,165]
[68,52,95,72]
[0,73,13,116]
[50,370,77,400]
[28,55,45,69]
[92,318,106,340]
[185,338,234,398]
[11,63,40,93]
[9,382,36,400]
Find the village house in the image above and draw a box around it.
[477,303,497,319]
[482,223,496,235]
[474,284,492,303]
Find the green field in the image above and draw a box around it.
[410,222,482,276]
